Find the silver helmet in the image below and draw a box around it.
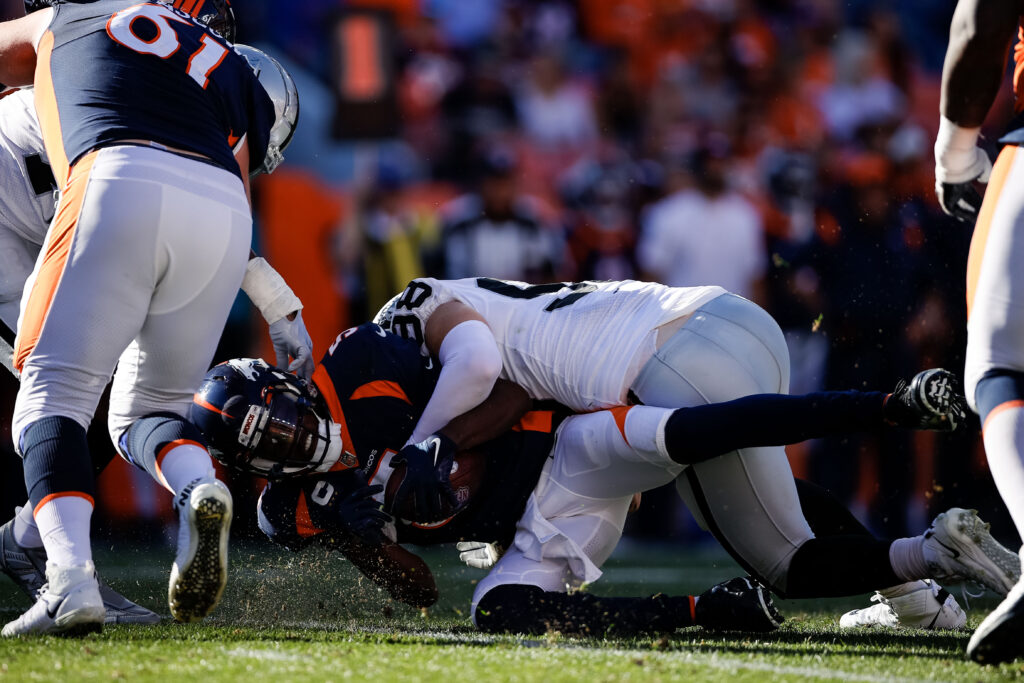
[234,45,299,176]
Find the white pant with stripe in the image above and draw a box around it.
[12,145,251,451]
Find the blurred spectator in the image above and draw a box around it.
[438,52,519,181]
[515,51,598,149]
[638,142,767,303]
[560,144,641,281]
[816,31,905,141]
[430,148,562,282]
[337,170,428,321]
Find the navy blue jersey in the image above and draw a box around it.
[259,321,567,552]
[35,0,274,184]
[310,322,440,476]
[258,411,563,552]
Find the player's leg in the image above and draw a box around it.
[104,148,251,623]
[631,293,1013,599]
[471,409,781,635]
[794,479,965,630]
[962,145,1024,663]
[1,229,157,623]
[4,149,159,635]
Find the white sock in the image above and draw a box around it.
[889,536,928,583]
[982,403,1024,537]
[156,443,214,496]
[34,495,93,568]
[878,580,928,599]
[12,504,42,549]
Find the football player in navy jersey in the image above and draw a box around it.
[0,28,311,628]
[0,1,287,634]
[189,323,1009,636]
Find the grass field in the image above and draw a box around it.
[1,539,1022,682]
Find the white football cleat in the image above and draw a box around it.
[1,561,105,637]
[168,476,232,623]
[968,551,1024,664]
[1,516,160,625]
[839,580,965,630]
[922,508,1020,596]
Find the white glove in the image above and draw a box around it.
[269,310,314,379]
[934,116,992,223]
[456,541,501,569]
[241,257,314,378]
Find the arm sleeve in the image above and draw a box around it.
[406,319,502,444]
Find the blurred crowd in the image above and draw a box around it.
[2,0,1019,547]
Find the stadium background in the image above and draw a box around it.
[0,0,1016,554]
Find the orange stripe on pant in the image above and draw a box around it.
[14,151,100,372]
[967,145,1018,317]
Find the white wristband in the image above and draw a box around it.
[240,257,302,325]
[934,116,983,182]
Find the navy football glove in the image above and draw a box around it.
[311,470,390,544]
[389,433,460,523]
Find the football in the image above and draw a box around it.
[385,449,486,525]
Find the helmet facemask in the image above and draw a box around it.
[235,381,340,478]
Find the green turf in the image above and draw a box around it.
[1,540,1022,682]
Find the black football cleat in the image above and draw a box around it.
[695,576,783,632]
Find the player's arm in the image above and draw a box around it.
[935,0,1019,221]
[390,379,531,522]
[257,473,437,607]
[941,0,1018,126]
[405,301,503,444]
[0,9,51,87]
[241,248,314,378]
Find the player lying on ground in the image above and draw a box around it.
[189,323,1010,635]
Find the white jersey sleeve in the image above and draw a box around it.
[376,277,726,412]
[0,89,56,246]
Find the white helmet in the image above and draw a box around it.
[235,45,299,176]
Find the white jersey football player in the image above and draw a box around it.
[376,276,1019,628]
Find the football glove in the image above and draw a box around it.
[268,310,315,379]
[883,368,968,431]
[934,117,992,224]
[312,471,391,544]
[456,541,502,569]
[389,433,460,523]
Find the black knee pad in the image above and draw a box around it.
[975,370,1024,424]
[118,412,207,477]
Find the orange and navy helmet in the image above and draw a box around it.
[190,359,342,479]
